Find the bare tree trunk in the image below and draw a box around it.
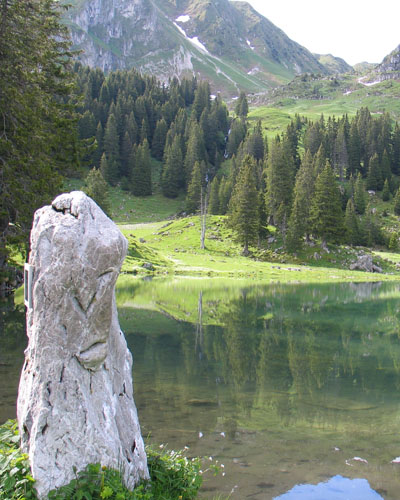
[200,185,208,249]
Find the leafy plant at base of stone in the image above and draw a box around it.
[0,420,35,499]
[0,420,205,500]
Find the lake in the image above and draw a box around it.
[2,278,400,499]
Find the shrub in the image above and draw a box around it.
[0,421,206,500]
[0,420,36,499]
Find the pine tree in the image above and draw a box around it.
[344,198,360,246]
[348,119,361,177]
[184,121,207,185]
[100,152,119,186]
[186,161,203,213]
[218,176,233,215]
[103,113,120,184]
[0,0,82,268]
[208,177,220,215]
[394,188,400,216]
[366,153,383,191]
[265,136,295,234]
[131,139,152,196]
[228,155,259,254]
[382,179,391,202]
[333,121,348,181]
[392,122,400,175]
[85,168,111,215]
[161,136,183,198]
[226,119,247,158]
[152,118,168,160]
[388,232,399,251]
[286,151,315,251]
[309,161,344,244]
[235,91,249,118]
[354,173,366,215]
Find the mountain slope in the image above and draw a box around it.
[64,0,330,96]
[375,44,400,81]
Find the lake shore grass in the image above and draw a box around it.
[118,215,400,284]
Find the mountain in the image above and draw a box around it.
[314,54,353,74]
[64,0,330,96]
[374,44,400,81]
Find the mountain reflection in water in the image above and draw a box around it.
[2,279,400,499]
[274,475,384,500]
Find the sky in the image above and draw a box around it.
[241,0,400,65]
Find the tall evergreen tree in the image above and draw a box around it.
[161,136,183,198]
[235,91,249,118]
[394,188,400,216]
[392,122,400,175]
[366,153,383,191]
[152,118,168,161]
[0,0,81,268]
[208,177,221,215]
[353,173,367,215]
[286,151,315,251]
[84,168,111,215]
[344,198,360,246]
[265,136,294,233]
[309,161,344,244]
[382,178,391,202]
[186,161,203,213]
[184,121,207,185]
[103,113,120,184]
[132,139,152,196]
[228,155,259,254]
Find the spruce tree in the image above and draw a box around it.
[161,136,183,198]
[184,121,207,185]
[354,173,366,215]
[394,188,400,216]
[366,153,383,191]
[208,177,220,215]
[286,151,315,251]
[235,91,249,118]
[392,122,400,175]
[382,179,390,202]
[344,198,360,246]
[85,168,111,215]
[131,139,152,196]
[228,155,259,254]
[152,118,168,160]
[103,113,120,184]
[309,161,344,244]
[265,136,295,233]
[186,161,203,213]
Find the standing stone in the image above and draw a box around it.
[17,191,148,498]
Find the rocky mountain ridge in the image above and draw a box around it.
[64,0,337,96]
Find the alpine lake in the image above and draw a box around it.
[2,277,400,499]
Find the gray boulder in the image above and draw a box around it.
[17,192,148,498]
[350,254,382,273]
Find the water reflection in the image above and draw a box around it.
[274,475,384,500]
[116,278,400,499]
[3,279,400,498]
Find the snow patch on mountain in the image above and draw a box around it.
[173,22,209,53]
[176,15,190,23]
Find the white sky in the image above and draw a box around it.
[239,0,400,65]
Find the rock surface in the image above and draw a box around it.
[17,191,148,498]
[350,254,382,273]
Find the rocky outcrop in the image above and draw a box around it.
[375,44,400,81]
[350,254,382,273]
[17,191,148,498]
[64,0,331,96]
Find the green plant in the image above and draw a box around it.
[0,420,36,499]
[47,463,151,500]
[146,447,203,500]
